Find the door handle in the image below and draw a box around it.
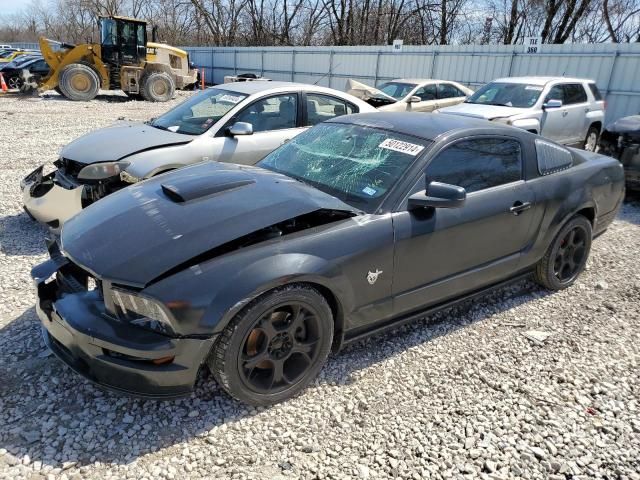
[510,201,532,215]
[562,111,568,117]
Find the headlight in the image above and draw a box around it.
[77,161,130,181]
[111,288,174,335]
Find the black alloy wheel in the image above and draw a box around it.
[534,215,592,290]
[239,302,322,394]
[208,285,333,405]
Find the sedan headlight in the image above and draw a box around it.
[77,161,130,181]
[111,288,174,335]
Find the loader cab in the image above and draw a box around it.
[99,16,147,67]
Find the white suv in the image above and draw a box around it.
[437,77,605,151]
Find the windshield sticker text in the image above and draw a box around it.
[362,186,377,196]
[219,94,243,104]
[378,138,424,156]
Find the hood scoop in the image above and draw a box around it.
[161,170,255,203]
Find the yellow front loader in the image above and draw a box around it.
[38,16,197,101]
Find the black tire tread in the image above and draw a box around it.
[208,284,333,406]
[141,71,175,102]
[58,63,100,101]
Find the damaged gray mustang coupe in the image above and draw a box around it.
[33,112,625,405]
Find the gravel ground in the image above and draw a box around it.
[0,90,639,480]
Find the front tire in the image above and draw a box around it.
[584,126,599,152]
[208,285,334,406]
[58,63,100,101]
[534,215,592,290]
[141,72,175,102]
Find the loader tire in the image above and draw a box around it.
[141,72,175,102]
[59,63,100,101]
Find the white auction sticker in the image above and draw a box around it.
[525,85,543,91]
[378,138,425,156]
[219,94,242,104]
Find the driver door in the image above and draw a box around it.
[215,93,304,165]
[392,136,537,316]
[540,85,569,143]
[408,84,439,112]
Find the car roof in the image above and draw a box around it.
[215,81,327,95]
[213,81,375,108]
[492,76,595,86]
[327,112,504,141]
[390,78,453,84]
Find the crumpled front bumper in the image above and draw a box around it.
[32,251,216,399]
[21,165,85,233]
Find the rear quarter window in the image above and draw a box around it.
[588,83,603,101]
[535,139,573,175]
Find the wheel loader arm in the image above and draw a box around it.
[38,37,109,93]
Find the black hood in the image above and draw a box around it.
[60,121,193,164]
[61,162,357,287]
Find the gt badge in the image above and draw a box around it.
[367,269,383,285]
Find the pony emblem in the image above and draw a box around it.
[367,269,383,285]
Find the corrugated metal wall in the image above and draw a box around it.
[184,43,640,122]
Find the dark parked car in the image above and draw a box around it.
[598,115,640,190]
[1,56,48,90]
[33,112,625,405]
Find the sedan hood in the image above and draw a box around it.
[437,102,522,120]
[60,121,193,164]
[61,162,357,287]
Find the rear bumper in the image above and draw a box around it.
[21,166,84,233]
[33,258,216,399]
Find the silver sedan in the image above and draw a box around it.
[21,81,376,232]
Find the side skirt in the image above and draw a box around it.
[340,270,534,348]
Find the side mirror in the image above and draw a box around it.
[228,121,253,136]
[543,99,562,109]
[408,181,466,210]
[408,96,421,104]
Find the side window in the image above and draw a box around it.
[437,83,464,99]
[425,138,522,193]
[536,139,573,175]
[414,84,437,101]
[235,94,297,133]
[305,94,354,127]
[562,84,588,104]
[588,83,603,101]
[545,85,564,103]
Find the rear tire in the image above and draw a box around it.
[534,215,592,291]
[583,126,599,152]
[141,72,175,102]
[208,285,334,406]
[58,63,100,101]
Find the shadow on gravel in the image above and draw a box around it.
[0,279,552,469]
[0,212,48,256]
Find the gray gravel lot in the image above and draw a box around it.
[0,91,639,480]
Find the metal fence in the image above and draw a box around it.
[183,42,640,123]
[4,42,40,50]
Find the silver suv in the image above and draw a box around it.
[437,77,605,151]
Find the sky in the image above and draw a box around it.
[0,0,26,16]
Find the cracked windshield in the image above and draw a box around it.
[259,123,430,212]
[149,88,248,134]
